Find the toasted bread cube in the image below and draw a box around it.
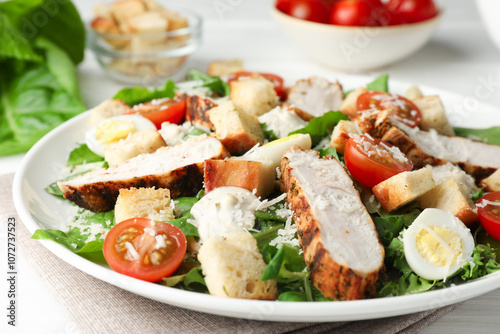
[209,101,264,154]
[93,3,114,19]
[230,76,278,116]
[372,168,436,212]
[104,129,166,167]
[126,11,168,34]
[198,232,278,300]
[419,178,477,226]
[330,120,361,154]
[480,169,500,192]
[114,187,175,224]
[340,87,368,119]
[204,159,276,198]
[90,99,131,126]
[412,95,455,136]
[207,59,244,77]
[143,0,161,10]
[405,85,423,100]
[160,9,189,31]
[111,0,146,25]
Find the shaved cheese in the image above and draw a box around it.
[124,242,140,261]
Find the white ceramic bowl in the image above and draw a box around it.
[476,0,500,51]
[271,7,442,72]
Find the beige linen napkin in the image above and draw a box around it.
[2,173,458,333]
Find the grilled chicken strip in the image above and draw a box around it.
[58,135,230,212]
[286,77,344,117]
[386,121,500,180]
[280,147,385,300]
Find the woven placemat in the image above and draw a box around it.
[2,173,458,333]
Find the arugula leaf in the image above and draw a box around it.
[161,266,208,293]
[373,209,420,246]
[67,143,105,166]
[453,126,500,146]
[260,244,307,282]
[366,74,389,92]
[289,111,349,146]
[460,245,500,280]
[32,210,115,264]
[186,70,230,96]
[113,80,176,106]
[166,217,199,237]
[318,147,339,160]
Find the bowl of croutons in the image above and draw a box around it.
[87,0,202,84]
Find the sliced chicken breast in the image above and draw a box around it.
[280,147,384,300]
[286,77,344,117]
[58,135,230,212]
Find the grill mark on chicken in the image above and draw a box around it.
[185,95,217,130]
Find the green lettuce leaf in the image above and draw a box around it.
[453,126,500,146]
[186,69,230,97]
[366,74,389,92]
[289,111,349,146]
[113,80,176,106]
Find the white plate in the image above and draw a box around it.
[13,73,500,322]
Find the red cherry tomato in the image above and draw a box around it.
[103,218,187,282]
[289,0,330,23]
[228,71,286,100]
[356,91,422,127]
[276,0,292,14]
[478,192,500,241]
[387,0,438,23]
[344,134,413,188]
[125,98,186,129]
[329,0,384,26]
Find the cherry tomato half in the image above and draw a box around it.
[103,218,187,282]
[126,98,186,129]
[387,0,438,23]
[289,0,330,24]
[477,192,500,241]
[356,91,422,127]
[344,134,413,188]
[330,0,384,27]
[276,0,292,14]
[228,71,286,100]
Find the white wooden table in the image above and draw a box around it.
[2,0,500,332]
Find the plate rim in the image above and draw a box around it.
[12,73,500,322]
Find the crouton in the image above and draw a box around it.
[104,129,166,167]
[209,101,264,154]
[405,85,423,100]
[412,95,455,136]
[114,187,175,224]
[329,120,361,154]
[126,11,168,34]
[204,159,276,198]
[372,168,436,212]
[207,59,244,77]
[197,232,278,300]
[419,178,477,226]
[480,169,500,192]
[230,76,278,116]
[90,99,131,126]
[93,3,114,19]
[340,87,368,119]
[111,0,146,26]
[160,9,189,31]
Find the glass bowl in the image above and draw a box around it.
[87,6,202,85]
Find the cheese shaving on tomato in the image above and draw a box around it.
[124,242,140,261]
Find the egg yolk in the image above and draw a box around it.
[95,120,136,145]
[262,134,302,148]
[415,226,463,267]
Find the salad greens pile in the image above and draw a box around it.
[34,74,500,301]
[0,0,85,156]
